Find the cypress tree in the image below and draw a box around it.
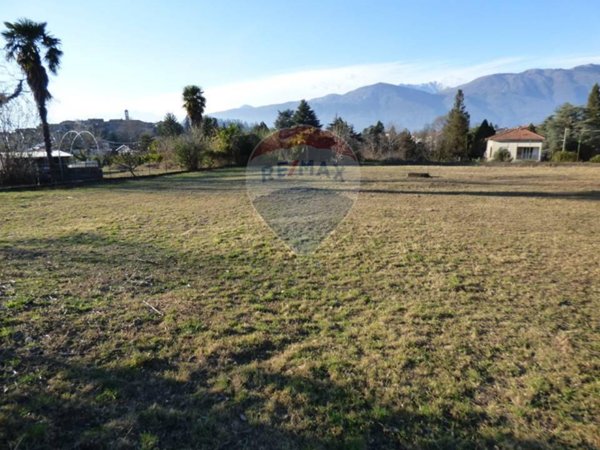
[586,83,600,119]
[440,89,470,160]
[584,83,600,154]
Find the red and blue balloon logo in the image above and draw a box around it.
[246,126,361,254]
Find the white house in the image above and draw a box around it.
[23,149,74,160]
[11,147,74,168]
[115,144,133,154]
[486,127,545,161]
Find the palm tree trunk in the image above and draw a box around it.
[38,103,57,182]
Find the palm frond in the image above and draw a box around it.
[44,47,63,73]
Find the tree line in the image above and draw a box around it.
[142,91,489,169]
[3,17,600,186]
[537,84,600,161]
[102,82,600,174]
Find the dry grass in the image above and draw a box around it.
[0,165,598,449]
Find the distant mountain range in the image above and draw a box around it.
[212,64,600,130]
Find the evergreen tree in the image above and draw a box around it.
[200,116,219,137]
[274,109,294,129]
[584,83,600,154]
[253,121,269,132]
[327,116,350,133]
[157,113,184,137]
[138,133,154,152]
[327,116,361,156]
[362,121,385,158]
[538,103,584,154]
[327,116,359,140]
[364,120,385,136]
[470,119,495,159]
[252,121,270,137]
[396,129,418,160]
[291,100,321,128]
[586,83,600,119]
[439,89,470,160]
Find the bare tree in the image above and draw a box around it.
[0,88,38,185]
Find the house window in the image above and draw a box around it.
[516,147,539,160]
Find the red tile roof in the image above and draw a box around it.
[487,127,545,142]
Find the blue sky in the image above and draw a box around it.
[3,0,600,122]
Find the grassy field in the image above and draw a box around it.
[0,165,598,449]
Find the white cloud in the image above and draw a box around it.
[203,55,600,113]
[46,55,600,122]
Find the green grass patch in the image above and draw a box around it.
[0,166,598,449]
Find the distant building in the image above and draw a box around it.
[1,146,102,183]
[19,145,74,168]
[22,149,74,160]
[48,118,156,143]
[486,127,545,161]
[115,144,133,154]
[0,147,73,181]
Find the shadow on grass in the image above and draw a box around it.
[0,349,565,450]
[355,188,600,202]
[95,170,599,202]
[0,208,588,448]
[0,232,187,302]
[0,232,177,266]
[102,169,248,193]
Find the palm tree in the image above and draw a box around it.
[2,19,62,179]
[182,85,206,129]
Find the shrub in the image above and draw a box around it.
[551,151,577,162]
[174,131,210,171]
[0,153,38,185]
[231,133,260,166]
[492,148,512,162]
[589,154,600,163]
[149,137,177,170]
[208,124,262,167]
[145,150,163,164]
[174,138,199,171]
